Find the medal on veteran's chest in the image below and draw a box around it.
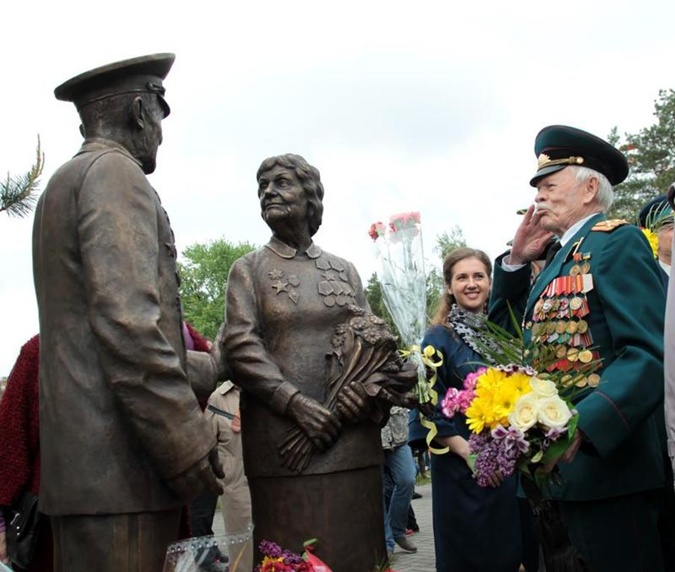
[529,246,601,388]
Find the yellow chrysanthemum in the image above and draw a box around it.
[466,368,534,433]
[466,398,491,433]
[641,227,659,258]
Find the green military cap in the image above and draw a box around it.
[54,53,175,117]
[638,194,674,230]
[529,125,629,187]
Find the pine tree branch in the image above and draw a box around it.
[1,136,45,218]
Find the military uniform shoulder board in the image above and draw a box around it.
[591,219,629,232]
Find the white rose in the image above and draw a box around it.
[508,393,539,432]
[537,396,573,429]
[530,377,558,398]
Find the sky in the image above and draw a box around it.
[1,0,674,374]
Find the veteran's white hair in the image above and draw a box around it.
[572,165,614,212]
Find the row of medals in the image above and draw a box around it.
[528,254,600,389]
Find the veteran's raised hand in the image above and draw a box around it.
[508,204,555,265]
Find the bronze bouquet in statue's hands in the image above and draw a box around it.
[280,305,418,473]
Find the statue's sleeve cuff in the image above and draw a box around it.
[270,382,301,414]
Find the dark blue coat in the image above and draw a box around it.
[422,325,521,572]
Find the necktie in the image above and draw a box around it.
[543,240,562,269]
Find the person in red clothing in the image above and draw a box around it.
[0,335,53,571]
[0,324,214,570]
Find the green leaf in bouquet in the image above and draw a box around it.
[539,433,573,467]
[567,411,580,438]
[467,453,477,473]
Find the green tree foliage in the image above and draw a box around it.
[434,225,467,260]
[178,238,257,340]
[610,89,675,221]
[1,136,44,218]
[427,225,468,318]
[363,272,401,338]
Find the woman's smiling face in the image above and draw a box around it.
[449,256,491,313]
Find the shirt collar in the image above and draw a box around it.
[264,235,322,259]
[559,212,602,246]
[659,258,671,276]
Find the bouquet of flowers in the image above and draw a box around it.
[257,540,316,572]
[442,363,579,487]
[368,212,428,403]
[256,540,395,572]
[440,314,598,488]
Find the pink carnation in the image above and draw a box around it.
[388,211,421,233]
[368,221,386,241]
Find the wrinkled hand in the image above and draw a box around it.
[165,447,224,500]
[336,381,373,423]
[0,530,7,564]
[539,429,583,475]
[210,323,231,381]
[508,204,555,265]
[287,393,341,452]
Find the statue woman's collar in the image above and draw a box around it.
[265,235,322,259]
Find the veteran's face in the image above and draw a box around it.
[658,222,674,264]
[449,257,491,314]
[258,166,308,229]
[534,167,597,236]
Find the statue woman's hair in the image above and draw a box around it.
[257,153,324,237]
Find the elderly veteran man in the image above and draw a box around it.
[638,193,674,287]
[32,54,225,572]
[489,125,668,571]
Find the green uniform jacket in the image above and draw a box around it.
[489,213,666,501]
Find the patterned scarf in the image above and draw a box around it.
[447,304,501,365]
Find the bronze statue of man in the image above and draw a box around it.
[222,154,413,572]
[32,53,224,572]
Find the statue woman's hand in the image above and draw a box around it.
[336,381,372,423]
[287,393,341,451]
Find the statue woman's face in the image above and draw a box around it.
[258,165,309,230]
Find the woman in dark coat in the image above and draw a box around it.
[422,248,522,572]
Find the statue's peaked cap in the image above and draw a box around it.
[54,53,175,116]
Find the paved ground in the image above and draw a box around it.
[213,481,436,571]
[388,481,434,572]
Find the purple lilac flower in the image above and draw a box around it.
[282,549,305,565]
[469,430,520,487]
[258,540,283,558]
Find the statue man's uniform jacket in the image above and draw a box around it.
[223,237,385,571]
[32,138,216,516]
[490,213,667,570]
